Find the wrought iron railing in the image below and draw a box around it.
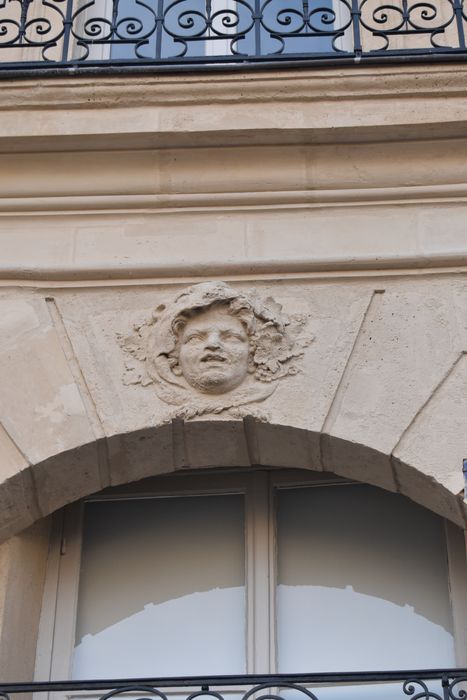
[0,671,467,700]
[1,0,467,73]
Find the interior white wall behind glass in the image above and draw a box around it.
[72,495,246,679]
[277,485,456,672]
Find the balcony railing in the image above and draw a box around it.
[1,0,467,74]
[0,671,467,700]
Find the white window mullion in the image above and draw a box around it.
[34,512,65,683]
[245,471,275,674]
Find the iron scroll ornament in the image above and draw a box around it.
[0,0,466,67]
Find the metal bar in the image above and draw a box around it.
[442,674,451,700]
[60,0,75,62]
[2,45,467,77]
[154,0,164,60]
[254,0,261,59]
[1,670,467,692]
[350,0,362,55]
[452,0,466,48]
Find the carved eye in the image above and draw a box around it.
[184,333,203,344]
[222,331,246,342]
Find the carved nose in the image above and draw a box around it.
[205,332,221,350]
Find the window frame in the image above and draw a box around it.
[34,468,467,683]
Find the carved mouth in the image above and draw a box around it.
[201,353,226,363]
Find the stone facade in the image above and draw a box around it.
[0,62,467,681]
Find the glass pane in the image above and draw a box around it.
[72,494,246,678]
[72,0,342,62]
[277,485,456,672]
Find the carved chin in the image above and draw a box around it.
[189,367,246,395]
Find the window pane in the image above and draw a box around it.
[72,494,246,678]
[277,485,456,672]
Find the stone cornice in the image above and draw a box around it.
[1,63,467,282]
[1,253,467,284]
[2,63,467,108]
[0,63,467,149]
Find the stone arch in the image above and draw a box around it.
[1,419,465,543]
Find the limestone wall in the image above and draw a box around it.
[0,275,466,538]
[0,63,467,680]
[0,65,466,532]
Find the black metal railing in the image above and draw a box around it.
[1,0,467,73]
[1,671,467,700]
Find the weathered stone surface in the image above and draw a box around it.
[2,204,467,282]
[1,61,467,685]
[0,423,29,482]
[2,66,467,149]
[0,293,96,464]
[106,424,173,486]
[251,422,317,470]
[183,420,251,469]
[321,283,461,490]
[393,352,467,513]
[0,279,465,536]
[32,442,102,516]
[0,519,51,681]
[391,457,465,528]
[51,283,372,435]
[0,470,40,541]
[321,436,397,492]
[118,281,312,420]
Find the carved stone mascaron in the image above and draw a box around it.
[119,281,312,419]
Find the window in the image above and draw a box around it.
[68,0,349,63]
[36,469,467,684]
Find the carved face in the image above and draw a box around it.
[177,306,250,394]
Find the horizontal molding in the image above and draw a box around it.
[2,66,467,151]
[1,183,467,283]
[2,183,467,215]
[1,251,467,282]
[3,64,467,110]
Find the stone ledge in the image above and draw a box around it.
[1,64,467,108]
[1,64,467,149]
[1,221,467,282]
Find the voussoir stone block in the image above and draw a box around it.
[391,456,466,528]
[393,352,467,522]
[183,420,251,469]
[0,470,40,542]
[252,422,318,470]
[321,435,397,492]
[0,293,96,465]
[321,284,461,489]
[33,442,103,516]
[106,424,174,486]
[0,423,29,483]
